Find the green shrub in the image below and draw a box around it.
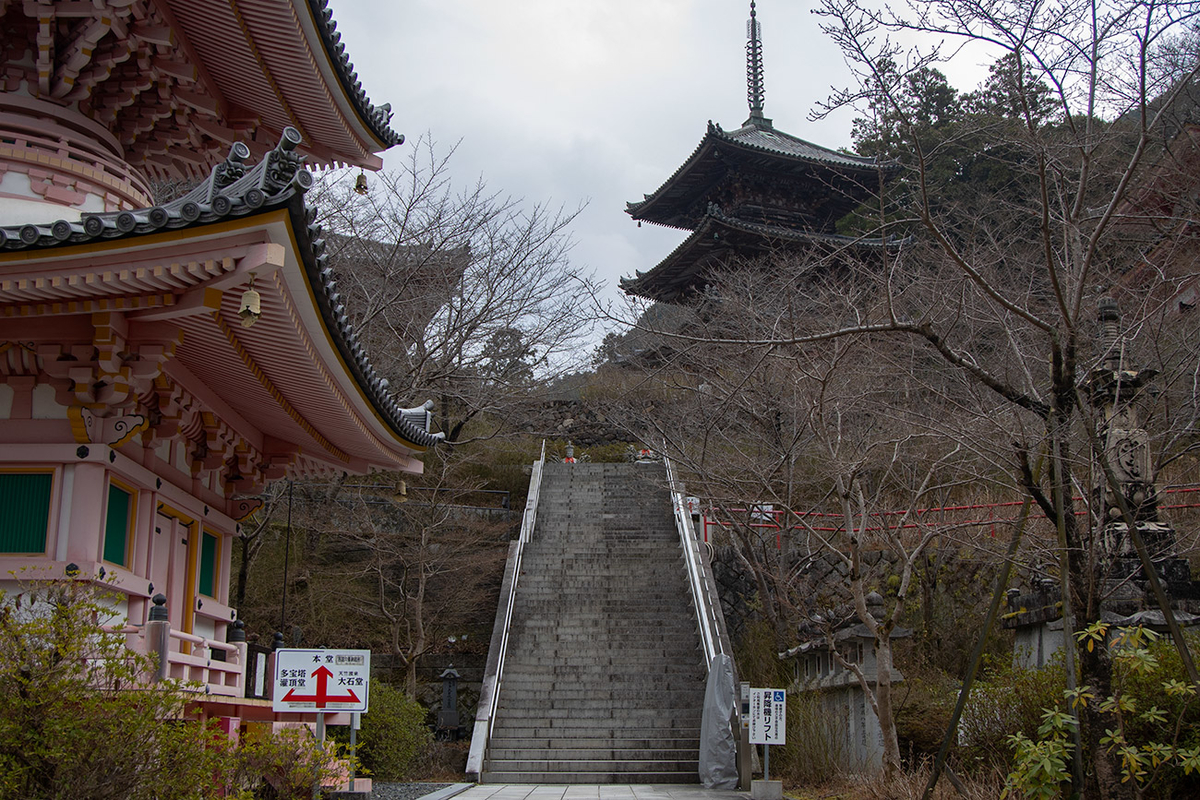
[892,668,956,761]
[734,620,847,782]
[0,580,228,800]
[228,727,342,800]
[734,619,790,688]
[356,682,432,780]
[958,654,1067,773]
[0,580,346,800]
[974,626,1200,799]
[1095,626,1200,798]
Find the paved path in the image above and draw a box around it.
[448,786,748,800]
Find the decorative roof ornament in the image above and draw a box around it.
[745,1,771,128]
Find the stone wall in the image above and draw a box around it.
[712,542,1005,668]
[535,400,631,448]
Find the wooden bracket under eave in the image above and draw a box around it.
[129,287,223,321]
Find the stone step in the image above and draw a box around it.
[498,684,704,697]
[502,656,701,666]
[503,645,701,655]
[492,710,703,723]
[510,637,699,648]
[499,679,703,693]
[484,758,698,774]
[489,724,701,739]
[500,664,704,676]
[479,770,698,785]
[497,692,703,708]
[514,581,687,589]
[497,687,703,701]
[517,562,684,570]
[496,705,702,718]
[483,461,708,785]
[488,747,699,762]
[489,736,699,751]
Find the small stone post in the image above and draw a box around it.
[147,594,170,682]
[438,665,461,740]
[228,620,248,695]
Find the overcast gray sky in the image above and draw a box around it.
[329,1,988,314]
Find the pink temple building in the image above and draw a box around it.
[0,0,434,727]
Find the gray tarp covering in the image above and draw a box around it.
[698,653,739,788]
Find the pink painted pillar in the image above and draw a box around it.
[128,488,157,623]
[215,716,241,744]
[64,462,105,565]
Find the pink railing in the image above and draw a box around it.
[105,622,247,697]
[165,628,246,697]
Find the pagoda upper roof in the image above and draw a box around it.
[0,129,440,479]
[0,0,401,180]
[627,120,898,230]
[620,205,901,302]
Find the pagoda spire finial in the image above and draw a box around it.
[745,1,771,128]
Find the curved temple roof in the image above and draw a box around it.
[157,0,403,170]
[0,0,403,180]
[304,0,406,150]
[620,205,902,302]
[627,121,898,230]
[0,128,442,472]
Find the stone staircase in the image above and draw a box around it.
[481,462,707,784]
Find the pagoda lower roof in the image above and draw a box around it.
[627,120,898,230]
[620,207,900,302]
[0,130,438,478]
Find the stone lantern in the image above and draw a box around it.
[438,665,461,740]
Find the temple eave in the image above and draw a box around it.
[622,213,898,301]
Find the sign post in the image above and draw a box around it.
[349,712,361,791]
[273,649,370,800]
[272,648,372,714]
[748,688,786,800]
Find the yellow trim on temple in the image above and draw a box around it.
[212,308,350,464]
[0,212,284,265]
[1,293,176,317]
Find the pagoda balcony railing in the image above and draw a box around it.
[102,620,248,699]
[0,124,154,210]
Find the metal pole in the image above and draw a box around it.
[281,480,293,635]
[739,682,751,791]
[313,712,325,800]
[764,744,770,782]
[349,713,360,791]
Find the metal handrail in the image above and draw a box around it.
[467,440,546,780]
[664,452,733,670]
[665,452,746,788]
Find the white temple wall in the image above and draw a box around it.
[31,384,67,419]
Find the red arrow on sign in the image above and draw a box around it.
[282,665,361,708]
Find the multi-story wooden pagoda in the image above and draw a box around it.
[621,2,899,302]
[0,0,436,735]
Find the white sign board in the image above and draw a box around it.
[748,688,786,745]
[273,648,370,713]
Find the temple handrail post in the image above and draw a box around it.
[146,593,171,682]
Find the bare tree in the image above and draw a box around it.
[600,261,1028,779]
[239,457,509,697]
[313,135,597,443]
[314,455,509,696]
[598,3,1200,787]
